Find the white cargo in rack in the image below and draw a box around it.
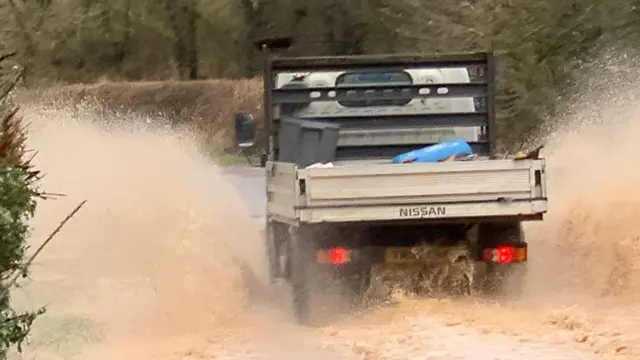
[266,158,547,224]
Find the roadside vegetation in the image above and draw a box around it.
[0,53,85,359]
[5,0,640,151]
[0,52,44,358]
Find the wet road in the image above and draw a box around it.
[220,166,266,220]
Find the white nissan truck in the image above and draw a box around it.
[234,52,548,325]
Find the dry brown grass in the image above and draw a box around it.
[15,78,264,151]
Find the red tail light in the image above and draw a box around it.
[330,247,347,264]
[482,245,526,263]
[495,246,513,264]
[316,247,351,264]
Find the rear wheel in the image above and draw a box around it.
[289,226,364,326]
[290,235,315,325]
[474,222,528,299]
[476,262,527,299]
[265,221,279,283]
[290,227,333,326]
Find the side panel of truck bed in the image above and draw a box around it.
[265,162,299,222]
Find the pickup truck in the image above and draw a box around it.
[233,52,548,325]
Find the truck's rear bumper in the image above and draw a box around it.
[315,243,527,268]
[296,199,547,223]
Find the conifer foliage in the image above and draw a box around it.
[0,52,44,358]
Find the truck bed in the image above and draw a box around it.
[266,159,547,224]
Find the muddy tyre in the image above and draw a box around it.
[289,230,349,326]
[475,222,527,299]
[290,232,326,326]
[265,223,279,283]
[475,261,527,299]
[291,243,313,324]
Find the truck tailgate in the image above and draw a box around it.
[274,159,547,223]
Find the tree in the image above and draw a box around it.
[4,0,640,146]
[164,0,199,79]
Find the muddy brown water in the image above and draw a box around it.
[9,100,640,360]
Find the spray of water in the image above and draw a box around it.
[14,53,640,359]
[524,55,640,305]
[15,105,261,360]
[322,54,640,359]
[13,102,350,360]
